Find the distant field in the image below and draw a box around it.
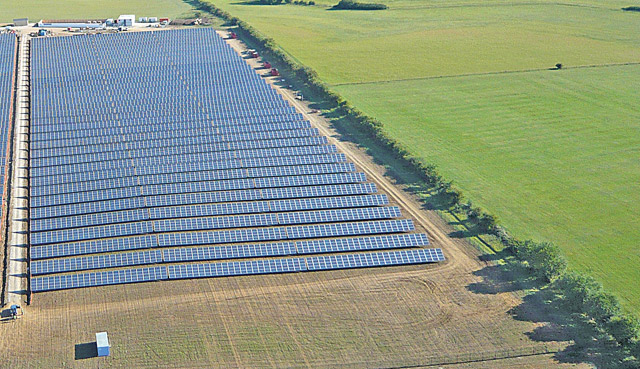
[205,0,640,311]
[0,0,195,23]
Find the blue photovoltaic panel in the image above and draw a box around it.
[145,183,377,209]
[30,162,356,199]
[31,222,153,246]
[32,250,162,275]
[153,207,400,233]
[31,208,149,232]
[31,235,158,259]
[30,151,345,178]
[31,196,146,220]
[167,258,307,279]
[305,248,445,271]
[30,173,369,219]
[296,233,430,254]
[31,266,168,292]
[163,242,297,262]
[161,233,430,263]
[0,34,16,225]
[158,219,414,247]
[149,194,388,221]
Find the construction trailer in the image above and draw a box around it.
[13,18,28,26]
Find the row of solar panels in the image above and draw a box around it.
[31,248,445,292]
[31,113,304,137]
[32,143,335,181]
[33,150,344,180]
[32,233,431,275]
[33,204,400,236]
[32,164,361,207]
[32,173,369,219]
[32,139,334,188]
[33,125,318,159]
[32,219,416,258]
[32,194,389,230]
[32,211,412,245]
[33,160,353,204]
[32,121,312,151]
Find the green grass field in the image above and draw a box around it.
[205,0,640,312]
[0,0,195,23]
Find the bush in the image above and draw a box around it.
[607,315,640,345]
[512,240,566,281]
[332,0,388,10]
[586,290,621,324]
[622,6,640,12]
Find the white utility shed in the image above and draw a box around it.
[96,332,110,357]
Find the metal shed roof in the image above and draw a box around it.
[96,332,110,348]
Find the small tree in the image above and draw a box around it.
[554,271,601,313]
[555,63,563,70]
[512,241,566,281]
[585,290,621,324]
[607,315,640,345]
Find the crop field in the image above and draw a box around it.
[0,0,195,23]
[205,0,640,312]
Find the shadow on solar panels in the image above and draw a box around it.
[74,342,98,360]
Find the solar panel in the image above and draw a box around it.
[32,250,162,275]
[159,219,414,247]
[167,258,306,279]
[305,249,445,271]
[31,235,157,259]
[31,266,168,292]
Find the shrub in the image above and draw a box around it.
[332,0,388,10]
[622,6,640,12]
[554,272,602,313]
[586,290,621,324]
[513,240,566,281]
[607,315,640,345]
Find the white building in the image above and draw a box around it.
[117,15,135,27]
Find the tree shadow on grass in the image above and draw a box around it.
[469,257,635,368]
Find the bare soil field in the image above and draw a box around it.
[0,258,585,368]
[0,29,591,368]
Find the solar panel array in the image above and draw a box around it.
[29,29,444,292]
[0,34,17,223]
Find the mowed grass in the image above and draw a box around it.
[0,0,195,23]
[206,0,640,311]
[335,65,640,310]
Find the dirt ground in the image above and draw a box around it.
[0,29,593,368]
